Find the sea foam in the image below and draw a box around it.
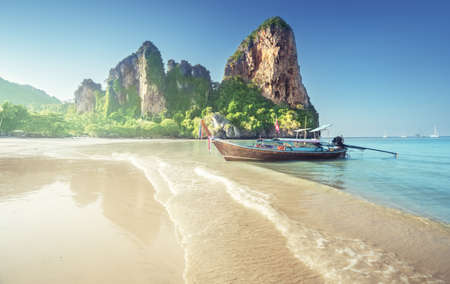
[194,167,442,283]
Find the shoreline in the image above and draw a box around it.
[1,136,448,228]
[266,164,450,227]
[245,160,450,228]
[118,145,450,281]
[225,162,450,281]
[1,138,449,282]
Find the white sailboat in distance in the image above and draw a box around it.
[430,126,440,138]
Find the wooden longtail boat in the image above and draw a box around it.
[200,120,397,161]
[212,138,347,161]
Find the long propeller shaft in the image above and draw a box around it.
[343,144,398,158]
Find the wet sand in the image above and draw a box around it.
[0,157,184,284]
[226,165,450,282]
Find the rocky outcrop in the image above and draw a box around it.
[209,111,311,138]
[74,79,102,113]
[102,42,214,117]
[210,113,240,138]
[191,64,211,81]
[167,59,176,72]
[224,17,311,108]
[167,59,211,81]
[209,113,269,139]
[165,59,212,113]
[106,41,165,116]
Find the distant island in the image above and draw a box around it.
[0,17,318,138]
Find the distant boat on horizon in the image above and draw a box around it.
[382,131,388,138]
[430,126,440,138]
[400,135,407,138]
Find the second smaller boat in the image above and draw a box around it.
[430,126,440,138]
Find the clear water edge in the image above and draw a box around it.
[244,137,450,225]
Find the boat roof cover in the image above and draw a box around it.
[294,128,310,132]
[278,138,321,143]
[310,124,332,133]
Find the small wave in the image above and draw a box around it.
[195,167,442,283]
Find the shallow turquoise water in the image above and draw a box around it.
[253,137,450,224]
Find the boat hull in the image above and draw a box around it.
[213,139,346,161]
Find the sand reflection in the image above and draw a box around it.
[0,157,184,284]
[70,161,162,245]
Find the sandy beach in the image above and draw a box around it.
[0,157,184,284]
[0,138,449,283]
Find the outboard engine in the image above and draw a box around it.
[332,136,344,147]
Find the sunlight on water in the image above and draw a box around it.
[256,137,450,223]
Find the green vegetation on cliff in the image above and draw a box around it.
[94,90,106,113]
[257,16,291,31]
[211,77,273,131]
[210,77,318,133]
[165,66,210,116]
[104,80,141,118]
[144,46,165,91]
[104,84,119,116]
[229,16,291,64]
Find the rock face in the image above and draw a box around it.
[167,59,176,72]
[106,41,165,116]
[210,113,240,138]
[224,17,310,108]
[209,113,263,139]
[74,79,102,113]
[167,59,211,81]
[191,64,211,81]
[102,42,213,117]
[164,59,212,113]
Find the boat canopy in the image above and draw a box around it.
[294,128,310,133]
[278,138,321,143]
[310,124,332,133]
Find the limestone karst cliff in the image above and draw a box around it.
[167,59,211,81]
[74,79,102,113]
[75,41,214,118]
[165,59,212,114]
[224,17,311,109]
[71,17,319,138]
[105,41,166,116]
[98,42,213,117]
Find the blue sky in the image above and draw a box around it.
[1,0,449,136]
